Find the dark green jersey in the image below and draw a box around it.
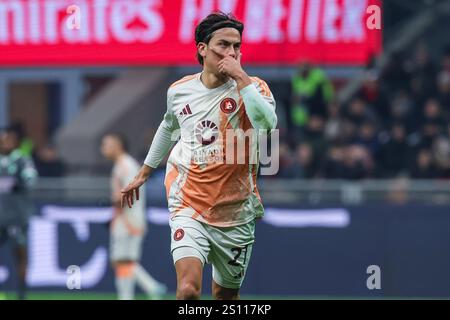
[0,149,38,226]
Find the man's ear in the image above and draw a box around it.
[197,42,207,60]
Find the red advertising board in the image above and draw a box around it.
[0,0,382,66]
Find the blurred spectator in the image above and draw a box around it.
[432,136,450,178]
[388,91,415,130]
[357,71,390,120]
[290,62,334,129]
[355,122,380,156]
[275,142,295,179]
[436,71,450,115]
[282,143,318,179]
[421,98,443,125]
[413,99,444,150]
[443,45,450,73]
[380,51,410,92]
[32,145,66,177]
[302,115,328,163]
[344,97,377,126]
[410,149,438,179]
[407,43,437,105]
[341,145,373,180]
[377,123,409,177]
[320,145,345,179]
[340,119,358,145]
[324,101,345,143]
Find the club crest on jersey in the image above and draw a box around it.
[195,120,219,146]
[174,228,185,241]
[220,98,237,114]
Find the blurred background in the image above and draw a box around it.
[1,0,450,299]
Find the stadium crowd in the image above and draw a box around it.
[278,43,450,180]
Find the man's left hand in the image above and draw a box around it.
[218,53,244,79]
[217,53,252,90]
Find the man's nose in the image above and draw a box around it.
[227,47,237,58]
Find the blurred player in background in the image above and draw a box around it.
[121,12,277,300]
[0,126,37,300]
[100,133,167,300]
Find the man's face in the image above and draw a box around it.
[297,62,311,78]
[100,135,120,160]
[199,28,241,74]
[392,126,405,141]
[0,132,19,153]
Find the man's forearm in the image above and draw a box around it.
[233,71,252,91]
[240,83,277,130]
[144,120,178,168]
[230,70,277,130]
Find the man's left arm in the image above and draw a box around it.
[219,55,277,130]
[238,76,277,131]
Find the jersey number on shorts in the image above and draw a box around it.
[228,245,248,267]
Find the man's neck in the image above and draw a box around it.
[200,69,229,89]
[113,152,126,164]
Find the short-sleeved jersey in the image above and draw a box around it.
[112,154,146,231]
[163,73,276,227]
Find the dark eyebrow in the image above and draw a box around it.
[217,39,241,46]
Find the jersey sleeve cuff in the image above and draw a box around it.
[239,83,258,97]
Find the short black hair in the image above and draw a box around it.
[105,132,129,152]
[5,123,25,141]
[195,12,244,65]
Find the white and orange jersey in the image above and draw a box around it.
[112,154,147,233]
[149,73,276,227]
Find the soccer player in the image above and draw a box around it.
[0,126,37,300]
[121,12,277,300]
[100,133,167,300]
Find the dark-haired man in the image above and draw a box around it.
[121,12,277,300]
